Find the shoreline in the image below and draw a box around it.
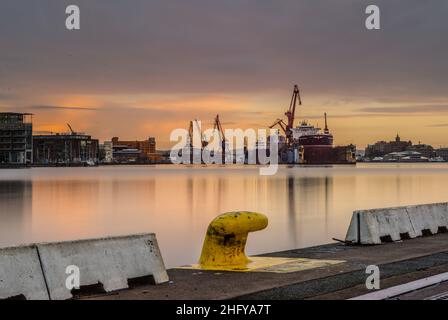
[2,161,448,169]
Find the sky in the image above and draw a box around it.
[1,0,448,149]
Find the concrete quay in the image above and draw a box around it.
[85,233,448,300]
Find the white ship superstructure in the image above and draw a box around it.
[290,120,321,141]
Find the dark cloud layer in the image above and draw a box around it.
[0,0,447,100]
[1,0,448,148]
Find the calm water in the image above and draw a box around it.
[1,164,448,267]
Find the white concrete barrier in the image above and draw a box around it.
[406,203,448,237]
[37,234,169,300]
[0,245,49,300]
[345,203,448,245]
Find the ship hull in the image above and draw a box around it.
[298,134,355,164]
[299,134,333,146]
[299,145,356,164]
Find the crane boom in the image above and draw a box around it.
[213,114,226,142]
[188,121,194,146]
[67,123,75,135]
[282,85,302,145]
[193,119,208,147]
[269,119,287,134]
[284,85,301,131]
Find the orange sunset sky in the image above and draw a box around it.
[1,0,447,149]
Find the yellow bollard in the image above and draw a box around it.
[199,211,268,270]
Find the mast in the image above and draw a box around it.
[324,113,329,134]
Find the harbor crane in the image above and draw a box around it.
[185,115,228,163]
[213,114,226,144]
[188,121,194,147]
[284,84,302,145]
[188,119,208,148]
[213,114,227,163]
[269,118,288,135]
[67,123,76,135]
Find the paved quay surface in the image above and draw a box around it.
[84,233,448,300]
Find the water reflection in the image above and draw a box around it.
[287,176,297,245]
[0,164,448,267]
[0,181,32,245]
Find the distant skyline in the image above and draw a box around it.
[1,0,448,148]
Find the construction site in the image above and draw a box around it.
[32,124,99,166]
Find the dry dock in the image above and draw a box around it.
[85,233,448,300]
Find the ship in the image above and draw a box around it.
[270,85,356,165]
[297,114,355,164]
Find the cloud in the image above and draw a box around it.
[0,93,16,101]
[1,0,448,148]
[29,105,99,111]
[428,123,448,127]
[358,105,448,114]
[1,0,448,100]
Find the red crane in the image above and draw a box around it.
[269,118,288,135]
[279,85,302,146]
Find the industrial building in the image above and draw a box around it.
[0,112,33,166]
[33,127,99,166]
[111,137,160,163]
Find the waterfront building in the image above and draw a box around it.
[436,148,448,161]
[0,112,33,165]
[99,141,113,163]
[365,134,412,158]
[406,144,435,159]
[112,147,144,163]
[33,132,99,165]
[111,136,160,162]
[383,151,428,162]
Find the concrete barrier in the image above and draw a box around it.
[37,233,169,300]
[406,203,448,237]
[345,202,448,245]
[0,245,49,300]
